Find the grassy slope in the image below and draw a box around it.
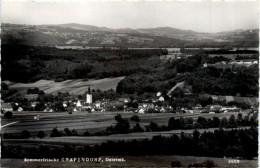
[5,77,125,95]
[1,31,66,46]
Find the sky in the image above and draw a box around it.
[1,0,259,33]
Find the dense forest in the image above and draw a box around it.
[2,45,167,82]
[2,44,258,98]
[117,54,259,97]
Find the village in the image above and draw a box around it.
[1,84,257,117]
[1,1,259,167]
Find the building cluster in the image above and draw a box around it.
[2,87,256,115]
[160,48,192,61]
[180,104,242,114]
[203,59,258,68]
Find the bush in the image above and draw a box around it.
[4,111,13,119]
[149,122,159,131]
[64,128,72,136]
[114,114,130,134]
[171,160,183,167]
[130,115,140,122]
[71,129,78,136]
[106,126,114,134]
[132,123,144,132]
[3,133,11,139]
[37,131,45,138]
[50,128,61,137]
[83,130,90,136]
[21,130,31,139]
[114,121,130,134]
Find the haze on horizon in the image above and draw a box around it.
[1,0,259,33]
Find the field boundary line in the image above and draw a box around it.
[1,121,20,128]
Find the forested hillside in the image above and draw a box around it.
[117,54,259,97]
[2,44,167,83]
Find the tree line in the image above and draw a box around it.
[2,127,257,160]
[4,113,257,139]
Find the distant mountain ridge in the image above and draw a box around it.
[2,23,259,47]
[57,23,115,32]
[56,23,202,35]
[55,23,258,35]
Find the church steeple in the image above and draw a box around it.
[88,85,91,94]
[86,85,92,104]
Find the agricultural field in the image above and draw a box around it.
[3,126,250,148]
[208,95,259,105]
[5,77,125,95]
[1,111,250,137]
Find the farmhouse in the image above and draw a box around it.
[156,92,162,97]
[203,63,208,68]
[159,96,165,102]
[76,100,82,107]
[192,104,204,114]
[138,103,154,109]
[94,101,102,109]
[119,98,131,103]
[18,107,24,112]
[44,107,54,112]
[81,103,93,111]
[137,108,145,114]
[31,102,38,108]
[230,59,258,66]
[220,106,241,113]
[109,100,124,107]
[63,101,69,108]
[160,107,166,112]
[193,104,202,110]
[206,105,222,112]
[1,103,13,112]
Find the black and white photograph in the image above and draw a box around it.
[0,0,259,167]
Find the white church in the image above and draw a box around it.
[86,86,92,104]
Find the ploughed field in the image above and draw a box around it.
[2,111,250,147]
[1,111,249,134]
[4,126,250,147]
[4,77,125,95]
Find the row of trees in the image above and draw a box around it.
[5,113,256,139]
[2,127,257,159]
[96,113,257,135]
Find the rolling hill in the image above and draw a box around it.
[1,23,258,47]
